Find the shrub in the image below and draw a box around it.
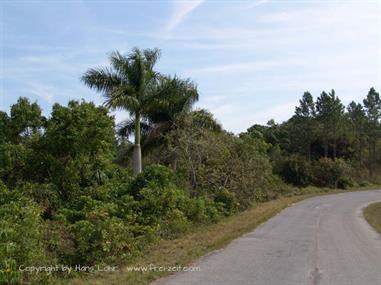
[70,217,138,264]
[253,186,271,202]
[128,164,175,199]
[56,193,149,264]
[160,209,191,239]
[43,220,75,265]
[164,126,274,208]
[0,183,51,284]
[185,197,222,224]
[14,182,60,218]
[137,185,187,224]
[280,154,312,186]
[311,158,353,189]
[214,188,239,215]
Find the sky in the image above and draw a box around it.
[1,0,381,133]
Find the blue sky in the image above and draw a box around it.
[1,0,380,133]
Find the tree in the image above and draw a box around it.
[347,101,367,163]
[295,91,316,118]
[363,87,381,176]
[8,97,45,143]
[316,90,345,158]
[293,91,317,160]
[0,99,44,185]
[247,120,285,147]
[0,111,10,145]
[82,48,160,175]
[82,48,198,175]
[42,100,115,198]
[185,109,222,132]
[117,75,199,148]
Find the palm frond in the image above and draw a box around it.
[117,118,151,139]
[104,87,140,111]
[109,50,130,78]
[123,48,145,92]
[81,67,122,93]
[143,48,161,70]
[143,75,199,121]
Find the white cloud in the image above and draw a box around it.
[245,0,269,9]
[22,82,58,104]
[164,0,204,34]
[189,58,304,75]
[160,1,379,50]
[3,0,380,134]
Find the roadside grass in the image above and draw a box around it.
[62,186,378,285]
[364,201,381,235]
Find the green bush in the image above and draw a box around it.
[128,164,175,199]
[56,193,150,264]
[214,188,239,214]
[137,185,187,225]
[70,217,139,264]
[42,220,75,265]
[279,156,354,189]
[164,125,274,208]
[0,183,51,284]
[14,182,60,218]
[53,176,166,265]
[185,197,222,224]
[280,155,312,186]
[311,158,353,189]
[160,209,191,239]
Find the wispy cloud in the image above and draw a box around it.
[189,58,304,75]
[159,2,379,51]
[164,0,204,34]
[245,0,269,9]
[23,82,56,104]
[3,0,380,133]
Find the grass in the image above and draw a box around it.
[364,201,381,235]
[62,186,378,285]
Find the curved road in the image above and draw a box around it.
[155,190,381,285]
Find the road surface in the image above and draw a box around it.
[155,190,381,285]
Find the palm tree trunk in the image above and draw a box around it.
[133,112,142,175]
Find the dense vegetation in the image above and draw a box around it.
[251,88,381,188]
[0,48,380,284]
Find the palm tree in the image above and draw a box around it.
[82,48,199,175]
[117,75,199,147]
[81,48,161,175]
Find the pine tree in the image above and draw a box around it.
[347,101,367,163]
[294,91,316,160]
[316,90,345,159]
[363,87,381,176]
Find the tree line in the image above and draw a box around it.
[247,88,381,187]
[0,47,380,284]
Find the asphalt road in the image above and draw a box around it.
[155,190,381,285]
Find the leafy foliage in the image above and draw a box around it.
[0,182,52,284]
[82,48,199,175]
[1,48,380,284]
[247,87,381,186]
